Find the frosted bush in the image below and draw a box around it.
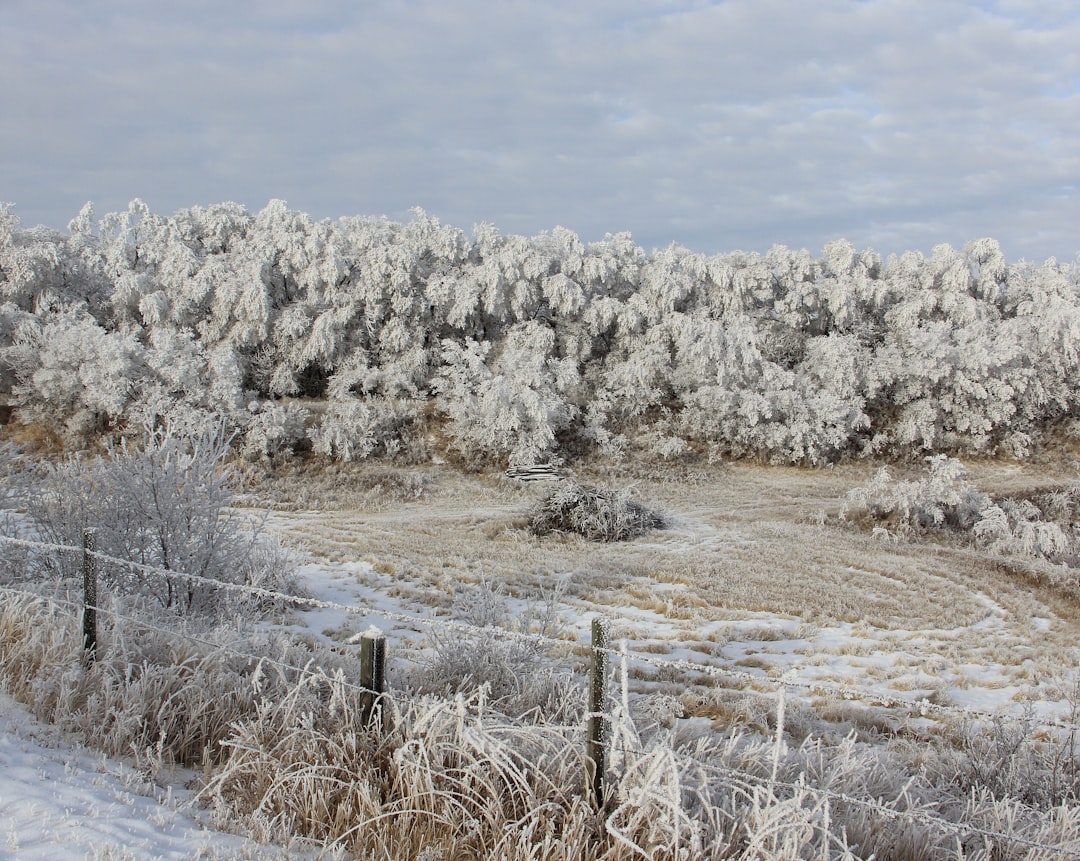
[435,323,578,467]
[413,579,580,720]
[6,307,144,439]
[311,399,379,461]
[530,481,665,541]
[24,421,295,615]
[644,430,691,460]
[241,401,310,461]
[975,496,1078,564]
[847,456,1080,567]
[844,455,989,532]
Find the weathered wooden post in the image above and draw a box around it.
[360,628,387,728]
[82,528,97,663]
[587,616,609,807]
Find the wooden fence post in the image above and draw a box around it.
[360,628,387,728]
[82,528,97,663]
[587,616,609,807]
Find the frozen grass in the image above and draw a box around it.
[5,589,1080,858]
[413,579,585,721]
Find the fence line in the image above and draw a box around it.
[0,534,569,650]
[2,582,1080,858]
[0,581,589,738]
[0,585,381,700]
[0,531,1076,734]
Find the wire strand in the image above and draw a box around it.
[2,532,1077,733]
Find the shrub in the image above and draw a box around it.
[413,578,581,721]
[844,455,988,534]
[22,420,295,616]
[530,481,665,541]
[241,400,310,462]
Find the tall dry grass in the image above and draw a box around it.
[4,589,1080,858]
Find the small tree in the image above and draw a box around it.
[28,420,291,615]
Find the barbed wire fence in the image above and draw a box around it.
[2,530,1080,857]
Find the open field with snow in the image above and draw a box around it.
[7,451,1080,858]
[260,457,1080,724]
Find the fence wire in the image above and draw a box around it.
[0,531,1076,734]
[3,576,1080,858]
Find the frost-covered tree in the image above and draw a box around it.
[436,322,579,466]
[0,198,1077,465]
[6,307,144,438]
[310,398,426,462]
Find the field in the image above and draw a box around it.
[7,447,1080,858]
[261,455,1080,722]
[6,196,1080,857]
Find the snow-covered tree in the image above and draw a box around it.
[6,307,144,438]
[435,322,579,466]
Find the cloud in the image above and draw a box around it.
[2,0,1077,261]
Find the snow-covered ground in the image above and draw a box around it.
[0,692,313,860]
[3,460,1078,857]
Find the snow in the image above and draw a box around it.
[3,464,1078,856]
[0,693,312,860]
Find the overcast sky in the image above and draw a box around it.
[3,0,1078,261]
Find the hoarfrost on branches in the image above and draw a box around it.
[0,197,1078,464]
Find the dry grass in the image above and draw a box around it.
[7,589,1080,859]
[252,458,1080,723]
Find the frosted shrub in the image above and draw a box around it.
[241,401,310,461]
[847,456,1080,567]
[6,307,144,439]
[919,710,1080,808]
[310,398,427,463]
[530,481,665,541]
[435,323,578,467]
[24,421,295,615]
[845,455,989,533]
[414,579,581,721]
[975,496,1078,564]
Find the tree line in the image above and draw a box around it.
[2,198,1078,466]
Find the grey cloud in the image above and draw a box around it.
[2,0,1076,260]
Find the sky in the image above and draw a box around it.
[2,0,1078,262]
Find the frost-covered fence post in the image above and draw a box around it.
[360,628,387,728]
[587,616,610,807]
[82,528,97,663]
